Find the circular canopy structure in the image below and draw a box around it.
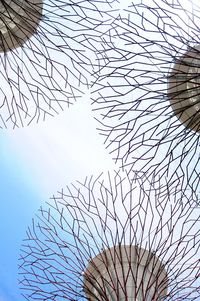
[0,0,42,52]
[168,45,200,133]
[84,245,168,301]
[0,0,118,128]
[19,171,200,300]
[91,0,200,190]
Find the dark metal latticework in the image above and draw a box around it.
[91,0,200,189]
[19,171,200,300]
[0,0,119,128]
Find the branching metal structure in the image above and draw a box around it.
[19,171,200,300]
[0,0,118,128]
[91,0,200,189]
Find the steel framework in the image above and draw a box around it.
[0,0,118,128]
[91,0,200,189]
[19,171,200,300]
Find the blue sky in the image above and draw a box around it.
[0,134,42,300]
[0,99,115,300]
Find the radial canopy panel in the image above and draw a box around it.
[168,45,200,133]
[0,0,42,52]
[84,245,168,301]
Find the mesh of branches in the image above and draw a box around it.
[91,0,200,190]
[19,170,200,300]
[0,0,119,129]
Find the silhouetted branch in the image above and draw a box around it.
[91,0,200,189]
[0,0,119,128]
[19,170,200,300]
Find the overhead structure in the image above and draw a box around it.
[0,0,42,52]
[84,245,168,301]
[91,0,200,189]
[0,0,118,128]
[168,45,200,133]
[19,171,200,300]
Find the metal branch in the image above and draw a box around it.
[91,0,200,189]
[19,170,200,300]
[0,0,119,128]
